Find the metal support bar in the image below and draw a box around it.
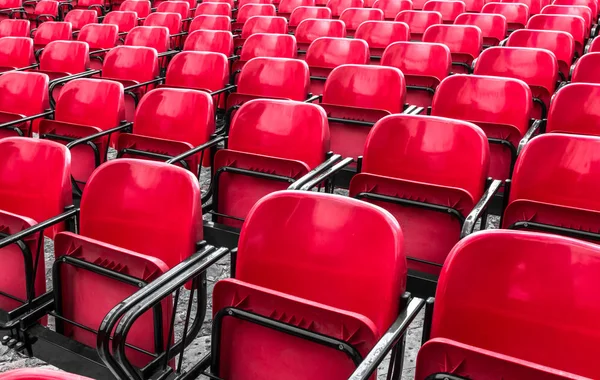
[460,179,503,238]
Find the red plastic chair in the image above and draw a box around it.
[237,15,287,48]
[295,18,345,50]
[381,41,451,108]
[422,24,482,73]
[143,12,183,48]
[373,0,412,20]
[38,40,89,81]
[553,0,597,19]
[423,229,600,379]
[395,10,442,40]
[64,9,98,31]
[32,21,72,50]
[277,0,314,18]
[431,75,532,180]
[571,53,600,83]
[0,71,48,138]
[527,14,586,55]
[288,5,331,30]
[454,12,508,46]
[473,46,558,119]
[103,10,137,33]
[233,32,297,73]
[542,5,592,35]
[0,36,35,72]
[77,23,118,50]
[21,0,58,27]
[462,0,484,12]
[183,29,233,55]
[0,19,30,37]
[546,83,600,135]
[506,29,575,80]
[233,3,276,29]
[422,0,465,23]
[157,0,190,18]
[119,0,151,18]
[326,0,364,17]
[193,2,232,17]
[481,2,529,31]
[355,20,410,59]
[306,37,369,94]
[339,7,383,36]
[349,114,490,277]
[503,0,543,14]
[189,14,231,31]
[124,25,169,53]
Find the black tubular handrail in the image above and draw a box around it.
[97,245,229,380]
[298,157,354,191]
[287,154,343,190]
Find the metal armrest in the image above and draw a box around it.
[122,76,165,92]
[403,104,424,115]
[210,84,236,96]
[287,153,343,190]
[0,109,54,130]
[165,135,227,165]
[12,63,39,72]
[36,13,56,22]
[517,119,545,155]
[459,179,502,239]
[157,50,179,59]
[304,94,321,103]
[347,297,426,380]
[298,157,353,191]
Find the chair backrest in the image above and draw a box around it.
[473,46,558,94]
[373,0,412,20]
[394,10,442,39]
[193,2,232,17]
[33,22,72,47]
[103,11,137,33]
[39,40,89,74]
[589,36,600,52]
[102,45,159,83]
[143,12,182,35]
[80,159,199,270]
[0,369,93,380]
[503,0,542,14]
[361,114,489,199]
[183,29,233,56]
[237,57,309,100]
[157,0,190,18]
[238,0,272,8]
[422,24,483,59]
[527,14,586,49]
[546,83,600,136]
[241,15,288,38]
[462,0,484,12]
[204,0,235,6]
[120,0,151,17]
[339,7,384,31]
[165,51,229,92]
[236,190,405,334]
[289,6,331,26]
[432,229,600,379]
[0,137,71,234]
[189,14,232,31]
[0,37,34,69]
[553,0,597,18]
[481,2,529,28]
[55,78,124,130]
[33,0,59,16]
[294,18,346,44]
[64,9,98,30]
[133,87,215,148]
[0,0,21,8]
[571,53,600,84]
[229,99,330,169]
[236,4,277,23]
[506,29,574,76]
[381,41,451,83]
[239,33,297,61]
[326,0,364,16]
[124,26,169,53]
[0,71,49,117]
[431,74,532,135]
[306,37,368,68]
[355,20,410,50]
[0,19,29,37]
[454,13,507,45]
[422,0,465,22]
[542,5,592,30]
[322,64,406,113]
[278,0,315,14]
[77,23,118,49]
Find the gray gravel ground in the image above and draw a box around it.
[0,158,501,379]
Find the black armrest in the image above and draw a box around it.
[298,157,354,191]
[12,63,39,72]
[122,76,165,92]
[165,135,227,166]
[347,297,426,380]
[403,104,424,115]
[517,119,545,155]
[460,179,503,239]
[0,109,53,130]
[36,13,56,22]
[65,121,133,151]
[288,153,343,190]
[304,94,321,103]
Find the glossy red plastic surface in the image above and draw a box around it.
[339,8,384,34]
[288,5,331,27]
[144,11,182,35]
[355,21,409,56]
[124,26,169,53]
[165,51,229,92]
[481,2,529,30]
[422,0,465,22]
[239,33,297,61]
[157,0,190,18]
[381,41,450,107]
[119,0,151,17]
[306,37,369,68]
[183,29,233,55]
[0,19,29,37]
[235,3,276,23]
[77,23,118,49]
[0,37,34,71]
[64,9,97,31]
[527,14,586,55]
[554,0,597,18]
[189,14,231,31]
[39,41,89,78]
[326,0,364,17]
[473,46,557,119]
[589,36,600,52]
[31,0,59,18]
[103,11,137,33]
[235,57,309,99]
[349,114,488,274]
[278,0,314,15]
[241,15,288,38]
[542,5,592,33]
[32,21,71,49]
[462,0,484,12]
[0,71,49,137]
[431,74,532,179]
[235,190,405,334]
[394,10,442,40]
[546,83,600,135]
[422,24,482,73]
[432,229,600,378]
[193,2,232,17]
[504,0,543,14]
[0,369,93,379]
[454,12,507,46]
[416,338,590,380]
[294,18,345,49]
[214,100,329,226]
[506,29,575,78]
[571,53,600,83]
[373,0,412,20]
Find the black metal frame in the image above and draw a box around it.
[0,109,54,137]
